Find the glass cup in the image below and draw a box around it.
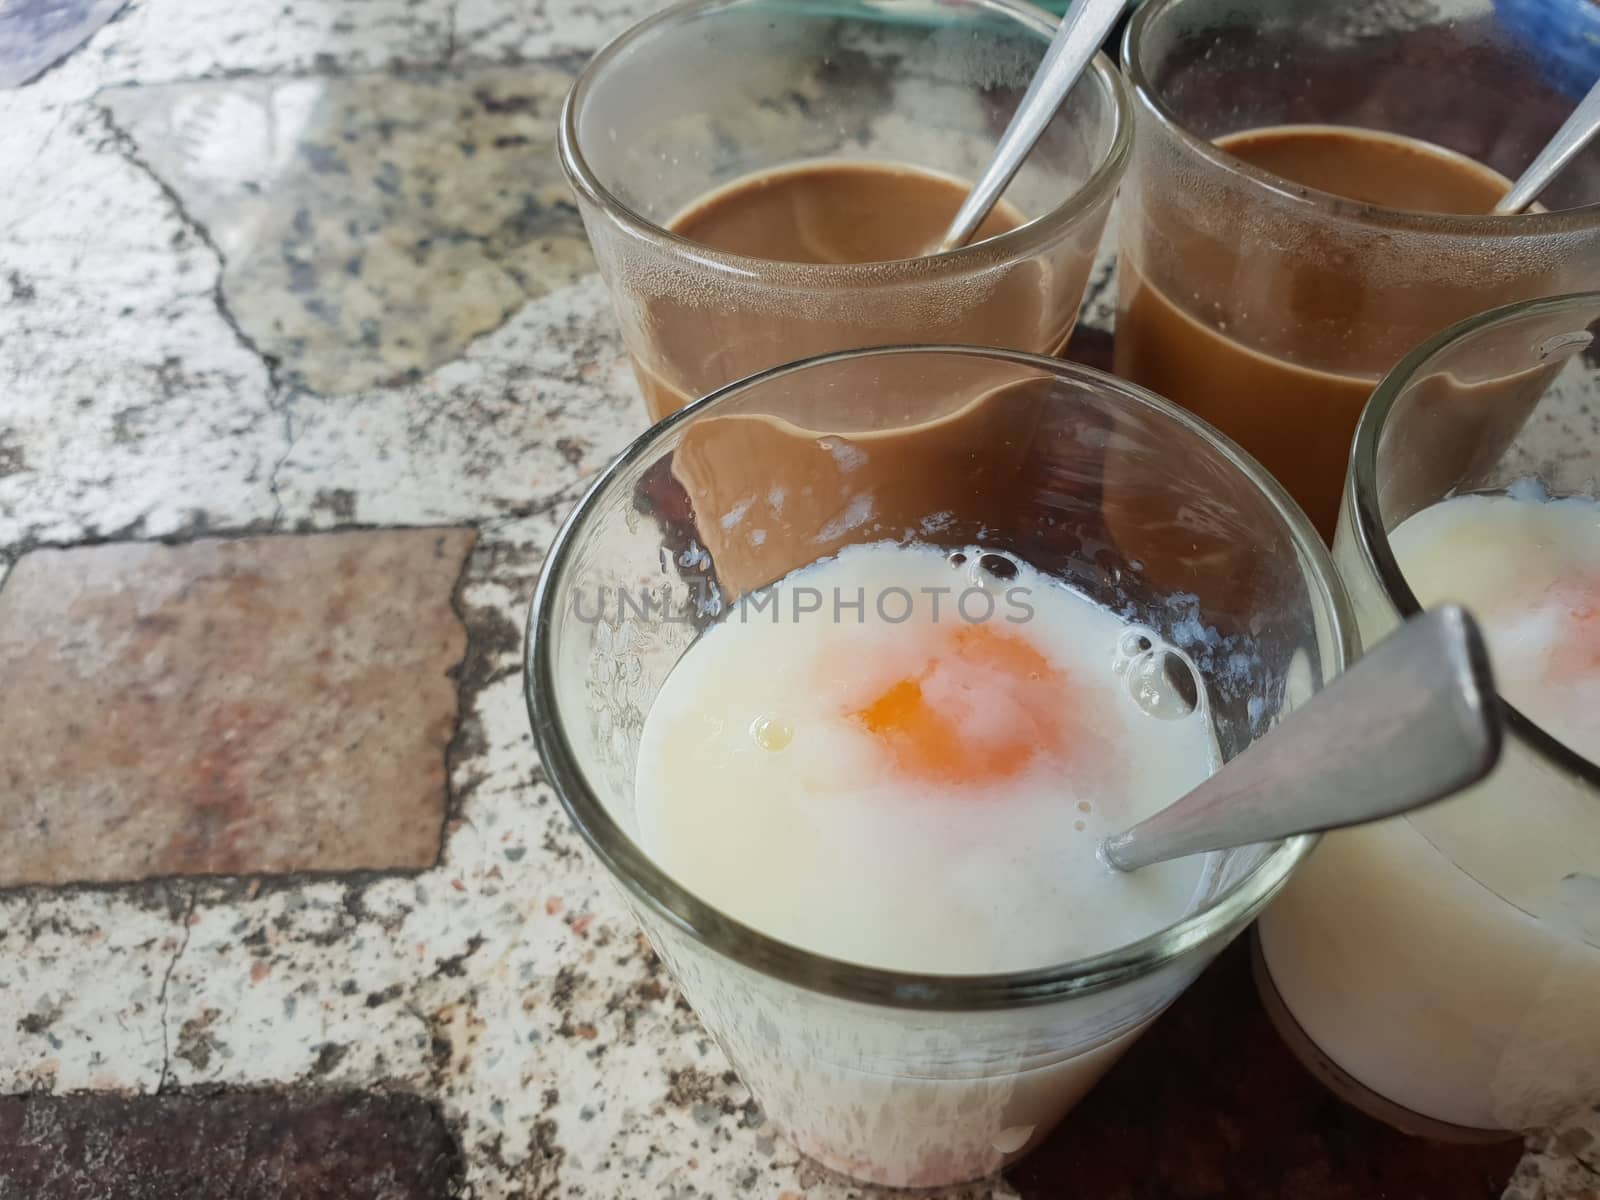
[1115,0,1600,541]
[1256,293,1600,1139]
[526,345,1355,1188]
[558,0,1131,423]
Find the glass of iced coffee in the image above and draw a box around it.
[558,0,1130,422]
[1117,0,1600,539]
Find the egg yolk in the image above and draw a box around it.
[850,624,1078,785]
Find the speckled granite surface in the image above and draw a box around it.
[0,0,1596,1196]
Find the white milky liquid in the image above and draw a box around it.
[634,541,1219,975]
[1399,492,1600,750]
[1400,492,1600,919]
[1261,490,1600,1131]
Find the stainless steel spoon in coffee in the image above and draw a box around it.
[1101,605,1502,872]
[936,0,1127,252]
[1494,77,1600,215]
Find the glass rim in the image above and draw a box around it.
[1122,0,1600,236]
[1349,291,1600,790]
[525,344,1356,1012]
[556,0,1135,283]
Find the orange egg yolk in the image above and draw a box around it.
[850,624,1076,786]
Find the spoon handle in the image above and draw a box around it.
[937,0,1127,252]
[1494,77,1600,214]
[1101,605,1502,873]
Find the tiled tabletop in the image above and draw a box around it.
[1,0,1597,1196]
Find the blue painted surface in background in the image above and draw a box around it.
[1495,0,1600,99]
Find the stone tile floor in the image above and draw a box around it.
[0,530,473,884]
[0,0,1596,1196]
[0,1091,465,1198]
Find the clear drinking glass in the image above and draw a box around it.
[526,346,1355,1188]
[1257,293,1600,1139]
[558,0,1131,422]
[1116,0,1600,540]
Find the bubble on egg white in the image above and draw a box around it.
[1125,649,1200,720]
[977,552,1019,581]
[750,714,794,751]
[957,548,1022,597]
[1115,628,1155,670]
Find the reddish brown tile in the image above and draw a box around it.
[0,1090,463,1199]
[0,530,475,885]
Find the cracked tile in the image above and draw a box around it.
[0,109,282,551]
[272,275,643,528]
[103,65,594,396]
[0,0,126,88]
[0,507,703,1196]
[44,507,673,1196]
[156,880,432,1093]
[0,1091,464,1199]
[0,529,474,885]
[0,887,179,1093]
[0,240,281,549]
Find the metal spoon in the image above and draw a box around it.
[936,0,1127,252]
[1101,606,1502,873]
[1494,77,1600,215]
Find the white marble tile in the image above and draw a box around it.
[102,67,595,396]
[0,109,281,551]
[0,0,126,88]
[455,0,660,64]
[272,274,644,529]
[94,0,451,86]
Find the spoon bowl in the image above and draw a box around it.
[1102,605,1502,871]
